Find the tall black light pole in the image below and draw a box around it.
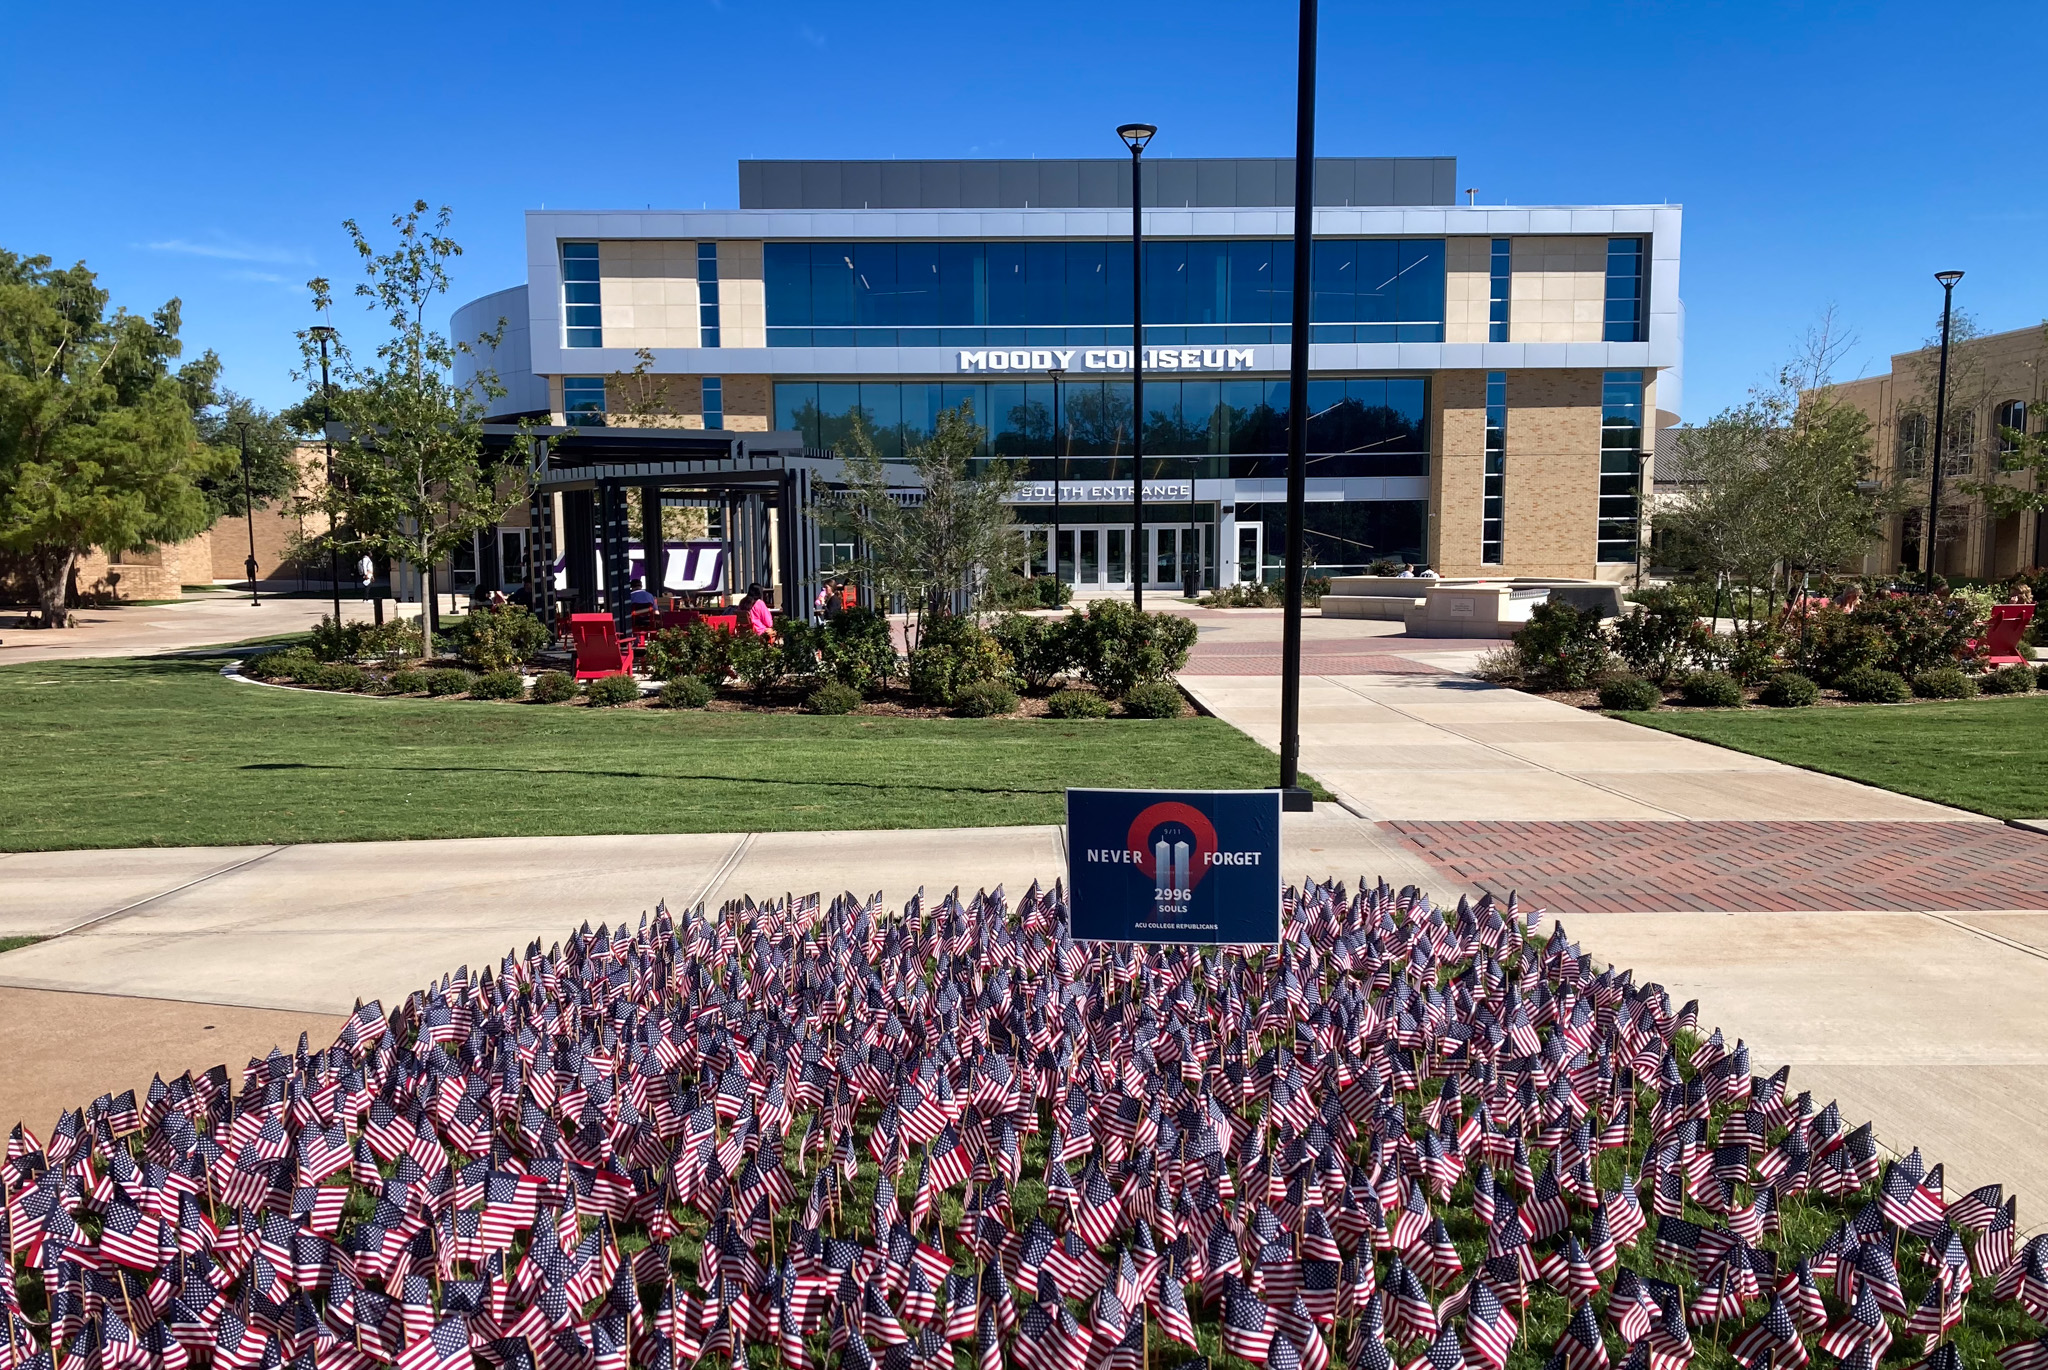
[1048,366,1065,585]
[1185,457,1199,598]
[310,325,341,624]
[1119,122,1155,608]
[235,422,261,608]
[1926,269,1965,587]
[1277,0,1317,811]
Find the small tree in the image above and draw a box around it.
[0,251,230,625]
[291,202,531,660]
[831,402,1020,636]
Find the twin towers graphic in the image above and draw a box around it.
[1151,837,1193,899]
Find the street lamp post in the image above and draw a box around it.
[235,422,261,608]
[1048,367,1065,587]
[1926,270,1965,587]
[1184,457,1199,599]
[1118,122,1155,608]
[1277,0,1317,812]
[310,325,341,625]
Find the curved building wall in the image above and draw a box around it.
[451,285,547,419]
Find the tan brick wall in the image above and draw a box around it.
[1499,369,1605,577]
[1443,238,1492,345]
[549,373,771,431]
[720,375,772,431]
[1509,237,1608,343]
[1430,371,1489,574]
[596,240,699,349]
[717,241,766,348]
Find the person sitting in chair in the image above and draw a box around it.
[739,582,775,639]
[626,577,658,632]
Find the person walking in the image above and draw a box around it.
[357,553,375,601]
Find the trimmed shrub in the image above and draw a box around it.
[1978,663,2036,695]
[952,680,1019,718]
[805,680,861,715]
[1791,606,1885,685]
[1912,667,1976,700]
[1045,689,1112,719]
[1838,666,1910,704]
[1851,594,1977,678]
[383,668,429,695]
[1120,681,1186,718]
[1202,582,1280,608]
[583,673,641,707]
[643,623,735,682]
[1511,601,1612,692]
[424,668,474,697]
[815,609,898,694]
[301,662,369,692]
[1031,576,1072,609]
[1071,601,1198,699]
[455,606,550,671]
[728,629,784,697]
[529,670,577,703]
[1758,672,1820,708]
[244,647,320,681]
[1597,675,1662,712]
[991,612,1073,692]
[909,615,1011,706]
[1472,645,1524,684]
[471,670,527,701]
[660,676,715,709]
[1302,576,1331,607]
[1612,588,1709,684]
[1678,670,1745,708]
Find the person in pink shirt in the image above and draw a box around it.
[740,582,775,639]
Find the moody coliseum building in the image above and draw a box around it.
[452,156,1681,610]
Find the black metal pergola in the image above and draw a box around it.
[485,424,851,632]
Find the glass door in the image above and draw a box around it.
[1078,530,1099,585]
[1106,529,1127,586]
[1237,524,1261,585]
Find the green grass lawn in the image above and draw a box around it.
[0,654,1318,851]
[1623,694,2048,819]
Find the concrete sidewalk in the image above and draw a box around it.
[1180,670,1978,822]
[0,594,378,665]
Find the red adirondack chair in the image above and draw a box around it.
[699,614,740,634]
[567,613,635,680]
[1980,603,2035,666]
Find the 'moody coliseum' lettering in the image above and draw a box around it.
[956,347,1256,373]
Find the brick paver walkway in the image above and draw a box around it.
[1391,819,2048,913]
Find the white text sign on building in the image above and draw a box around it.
[1008,481,1193,504]
[958,347,1256,373]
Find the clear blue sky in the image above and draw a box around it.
[4,0,2042,421]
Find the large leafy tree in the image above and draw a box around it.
[0,251,230,625]
[831,402,1021,630]
[291,202,527,659]
[193,390,300,521]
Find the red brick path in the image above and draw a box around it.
[1389,820,2048,913]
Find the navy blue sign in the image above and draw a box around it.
[1067,788,1282,944]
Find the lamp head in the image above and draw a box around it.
[1935,270,1965,289]
[1047,367,1066,380]
[1117,124,1157,154]
[308,325,337,341]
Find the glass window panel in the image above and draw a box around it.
[1145,241,1188,325]
[811,245,856,327]
[1184,241,1228,325]
[1384,379,1428,450]
[1352,240,1400,326]
[986,243,1029,326]
[774,382,819,447]
[1180,379,1222,453]
[937,243,984,325]
[1488,238,1511,343]
[1106,241,1134,327]
[1311,240,1354,322]
[1107,528,1126,584]
[1025,243,1065,326]
[764,244,811,326]
[854,242,898,328]
[1065,242,1109,326]
[1305,379,1348,451]
[1144,380,1188,455]
[1396,240,1445,342]
[893,243,940,327]
[814,382,861,452]
[940,383,989,453]
[1228,241,1274,324]
[903,383,943,450]
[563,377,606,427]
[988,381,1031,456]
[858,383,903,459]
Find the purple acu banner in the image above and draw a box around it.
[1066,788,1282,945]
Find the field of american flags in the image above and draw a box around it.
[0,876,2042,1370]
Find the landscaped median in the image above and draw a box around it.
[2,878,2038,1370]
[0,650,1318,851]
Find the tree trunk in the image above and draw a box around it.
[29,546,76,629]
[417,535,435,663]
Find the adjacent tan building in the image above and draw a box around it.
[1834,322,2048,580]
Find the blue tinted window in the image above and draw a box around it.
[1488,239,1511,343]
[756,238,1438,344]
[1598,370,1644,561]
[562,243,601,348]
[1604,238,1644,343]
[563,375,605,426]
[697,242,721,347]
[701,376,723,430]
[1483,371,1506,563]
